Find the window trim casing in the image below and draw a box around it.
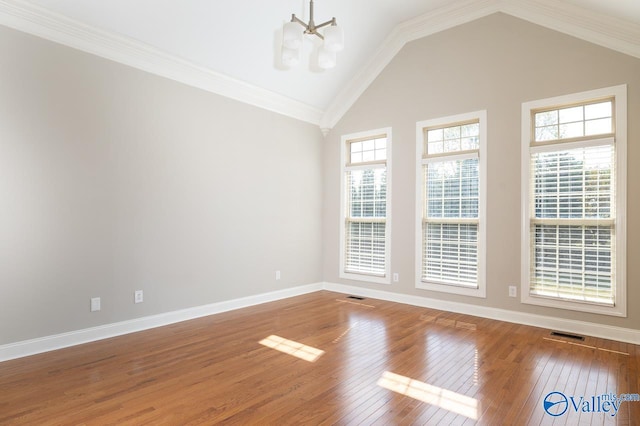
[520,85,627,317]
[340,127,392,284]
[415,111,487,298]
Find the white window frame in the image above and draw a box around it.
[415,111,487,298]
[340,128,392,284]
[521,85,627,317]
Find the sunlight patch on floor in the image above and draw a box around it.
[377,371,478,420]
[259,335,325,362]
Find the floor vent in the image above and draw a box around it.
[550,331,585,341]
[347,295,365,301]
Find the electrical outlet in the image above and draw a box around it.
[134,290,143,304]
[508,286,517,298]
[275,270,281,280]
[393,273,399,282]
[90,297,101,312]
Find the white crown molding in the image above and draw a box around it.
[0,282,323,362]
[502,0,640,59]
[0,0,323,126]
[321,0,640,130]
[323,282,640,345]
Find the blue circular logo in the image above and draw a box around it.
[543,392,568,416]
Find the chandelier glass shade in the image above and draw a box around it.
[281,0,344,69]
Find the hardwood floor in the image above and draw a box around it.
[0,291,638,425]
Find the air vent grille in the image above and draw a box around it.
[550,331,585,341]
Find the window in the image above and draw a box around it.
[521,85,627,316]
[340,128,391,283]
[416,112,486,297]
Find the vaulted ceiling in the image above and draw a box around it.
[2,0,640,130]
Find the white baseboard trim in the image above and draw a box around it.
[0,282,323,363]
[323,282,640,345]
[3,281,637,363]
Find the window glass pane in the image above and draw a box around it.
[461,137,478,150]
[535,110,558,127]
[535,125,558,141]
[362,149,375,162]
[348,169,387,218]
[444,139,460,152]
[444,126,460,140]
[559,122,583,139]
[585,118,612,136]
[351,141,361,155]
[428,141,444,154]
[374,138,387,161]
[427,128,443,142]
[426,159,478,219]
[559,106,583,124]
[584,101,611,120]
[461,123,479,137]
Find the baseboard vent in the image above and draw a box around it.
[347,295,366,301]
[550,331,585,341]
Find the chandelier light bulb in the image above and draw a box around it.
[323,24,344,52]
[283,20,302,50]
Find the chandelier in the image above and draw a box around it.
[281,0,344,69]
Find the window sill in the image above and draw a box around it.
[340,272,390,285]
[521,291,626,317]
[417,280,485,298]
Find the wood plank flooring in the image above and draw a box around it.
[0,291,638,425]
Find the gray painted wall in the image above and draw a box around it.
[323,13,640,330]
[0,26,324,345]
[1,11,638,347]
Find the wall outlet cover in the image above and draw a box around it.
[90,297,101,312]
